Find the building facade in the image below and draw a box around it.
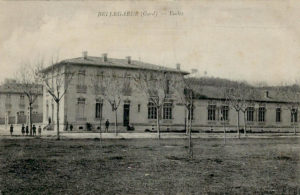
[42,53,298,133]
[0,79,43,125]
[42,52,188,131]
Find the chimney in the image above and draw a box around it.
[191,69,198,74]
[126,56,131,64]
[102,53,108,62]
[82,51,88,59]
[176,63,181,70]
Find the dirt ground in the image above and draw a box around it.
[0,137,300,194]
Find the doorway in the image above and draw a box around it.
[123,104,130,126]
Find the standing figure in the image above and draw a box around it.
[25,125,29,136]
[32,125,36,136]
[105,119,110,133]
[10,124,13,136]
[38,126,42,136]
[70,124,73,131]
[21,124,25,136]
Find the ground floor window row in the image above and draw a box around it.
[45,100,299,124]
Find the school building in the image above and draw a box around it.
[41,52,298,133]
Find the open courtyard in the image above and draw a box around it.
[0,137,300,194]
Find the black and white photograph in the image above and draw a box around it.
[0,1,300,194]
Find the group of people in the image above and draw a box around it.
[9,124,42,136]
[9,120,111,135]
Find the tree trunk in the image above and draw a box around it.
[243,112,247,136]
[184,109,187,135]
[114,109,118,136]
[56,101,60,140]
[99,116,102,144]
[223,119,226,145]
[156,107,160,139]
[188,107,193,158]
[237,110,240,139]
[29,103,32,136]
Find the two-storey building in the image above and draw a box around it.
[0,79,43,126]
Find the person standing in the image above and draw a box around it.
[70,124,73,131]
[25,125,29,136]
[105,119,110,132]
[10,124,13,136]
[38,126,42,136]
[21,124,25,136]
[32,125,36,136]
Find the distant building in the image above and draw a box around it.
[0,79,43,125]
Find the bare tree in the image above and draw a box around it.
[100,70,131,136]
[90,71,105,142]
[134,70,173,139]
[173,75,201,157]
[222,91,231,144]
[39,60,74,140]
[14,63,42,136]
[225,83,253,138]
[276,84,300,135]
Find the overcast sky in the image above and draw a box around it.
[1,0,300,85]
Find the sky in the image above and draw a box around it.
[1,0,300,85]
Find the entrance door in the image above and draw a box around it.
[123,104,130,126]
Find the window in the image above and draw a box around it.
[138,104,141,112]
[188,105,194,120]
[18,111,24,115]
[97,71,104,83]
[208,105,216,121]
[276,108,281,122]
[5,94,11,109]
[221,106,229,121]
[78,70,86,86]
[166,79,170,94]
[77,98,85,119]
[20,95,25,104]
[148,102,157,119]
[291,109,298,123]
[258,107,266,122]
[123,75,132,96]
[95,100,103,119]
[163,103,172,119]
[112,103,115,111]
[6,94,11,102]
[247,107,254,121]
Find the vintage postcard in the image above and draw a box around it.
[0,1,299,194]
